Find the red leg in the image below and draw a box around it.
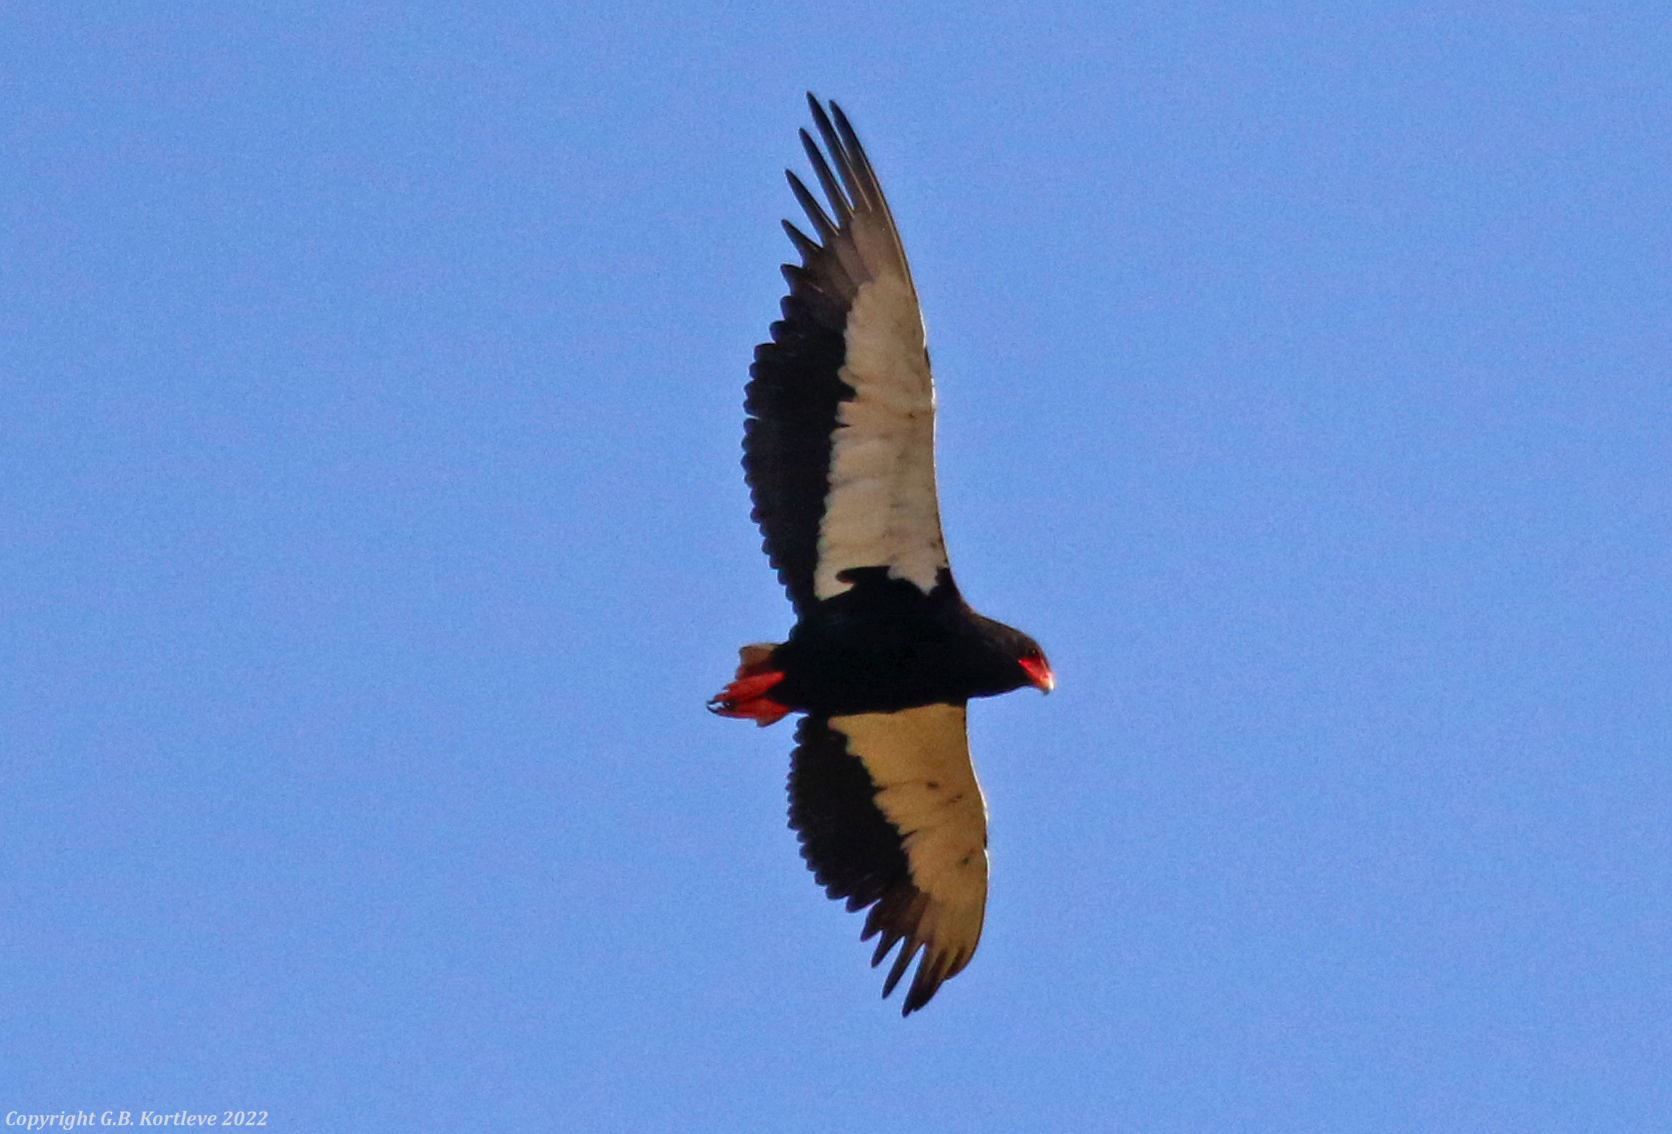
[708,648,791,726]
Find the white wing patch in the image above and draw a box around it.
[829,704,988,974]
[815,274,949,600]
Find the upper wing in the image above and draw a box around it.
[787,703,988,1015]
[744,96,950,617]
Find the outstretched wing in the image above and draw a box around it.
[787,704,988,1015]
[744,95,950,617]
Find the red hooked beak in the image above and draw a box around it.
[1020,655,1054,694]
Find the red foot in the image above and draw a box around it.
[709,645,790,727]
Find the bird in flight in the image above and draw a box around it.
[710,95,1054,1015]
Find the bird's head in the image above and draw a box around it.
[971,614,1054,696]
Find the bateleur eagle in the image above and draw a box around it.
[711,95,1053,1016]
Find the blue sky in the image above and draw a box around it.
[4,3,1669,1130]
